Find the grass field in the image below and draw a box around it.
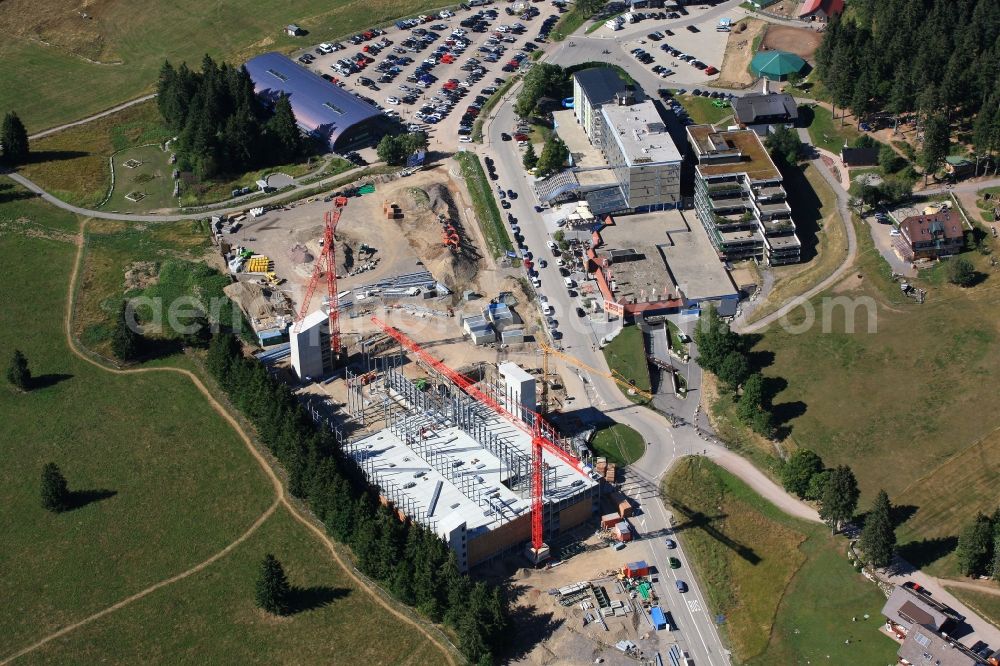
[17,101,171,208]
[602,325,652,401]
[590,423,645,466]
[0,189,450,663]
[74,218,217,358]
[455,151,512,258]
[0,0,456,133]
[745,203,1000,575]
[747,164,847,324]
[103,144,176,211]
[946,587,1000,632]
[676,94,733,126]
[805,105,861,154]
[20,505,447,665]
[663,457,897,665]
[0,210,273,656]
[551,6,589,41]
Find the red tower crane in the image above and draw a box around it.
[370,316,587,559]
[294,198,347,357]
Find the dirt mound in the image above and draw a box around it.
[395,182,481,295]
[288,243,314,264]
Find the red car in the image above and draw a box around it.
[705,66,718,75]
[514,133,529,142]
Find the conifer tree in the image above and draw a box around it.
[6,349,31,391]
[858,490,896,568]
[255,553,291,615]
[1,111,29,165]
[41,463,69,513]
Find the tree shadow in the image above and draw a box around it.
[896,536,958,570]
[286,586,350,615]
[796,104,816,129]
[0,181,39,204]
[31,372,73,390]
[30,373,73,390]
[889,504,918,528]
[28,149,90,163]
[760,376,787,405]
[745,349,775,373]
[504,600,563,660]
[65,488,117,511]
[770,401,806,439]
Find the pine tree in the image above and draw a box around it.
[1,111,30,165]
[858,489,896,568]
[6,349,31,391]
[111,301,141,361]
[920,115,950,184]
[41,462,69,513]
[522,142,538,170]
[957,513,994,577]
[267,94,302,162]
[255,553,292,615]
[818,465,860,533]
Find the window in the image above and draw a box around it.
[267,69,288,82]
[323,101,345,115]
[913,632,931,648]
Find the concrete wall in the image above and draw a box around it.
[468,513,532,567]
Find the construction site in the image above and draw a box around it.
[213,166,542,359]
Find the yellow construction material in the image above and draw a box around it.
[245,255,273,273]
[537,341,654,401]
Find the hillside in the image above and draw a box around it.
[0,0,448,132]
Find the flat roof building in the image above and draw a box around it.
[598,99,683,213]
[687,124,801,265]
[244,52,387,152]
[572,68,630,146]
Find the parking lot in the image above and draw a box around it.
[289,3,559,155]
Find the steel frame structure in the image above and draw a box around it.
[370,316,587,551]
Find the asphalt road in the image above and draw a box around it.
[480,82,734,665]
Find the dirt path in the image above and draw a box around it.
[1,221,457,666]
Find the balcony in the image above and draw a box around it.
[753,184,786,201]
[710,195,748,212]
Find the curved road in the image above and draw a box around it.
[487,24,1000,659]
[5,162,371,222]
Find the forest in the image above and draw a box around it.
[205,333,510,665]
[156,56,306,180]
[815,0,1000,165]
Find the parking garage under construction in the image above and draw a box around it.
[333,338,600,573]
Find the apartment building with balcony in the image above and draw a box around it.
[685,124,800,265]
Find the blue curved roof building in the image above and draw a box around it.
[244,52,384,151]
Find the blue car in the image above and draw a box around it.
[675,580,687,593]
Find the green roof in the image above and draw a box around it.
[751,51,806,79]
